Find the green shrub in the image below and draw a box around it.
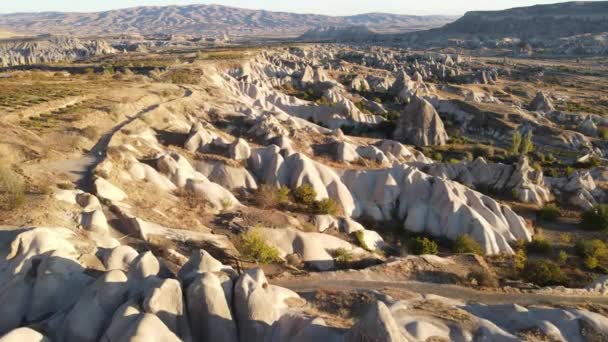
[537,204,560,221]
[514,249,527,271]
[526,237,552,255]
[522,260,566,286]
[293,184,317,205]
[354,230,372,251]
[312,198,340,215]
[521,131,534,155]
[408,237,438,255]
[277,186,290,205]
[584,256,599,270]
[454,235,484,255]
[575,239,608,261]
[510,131,522,155]
[0,166,25,210]
[582,205,608,231]
[599,126,608,140]
[334,247,353,265]
[432,152,443,162]
[238,229,282,264]
[558,250,568,264]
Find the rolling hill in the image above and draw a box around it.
[0,4,456,37]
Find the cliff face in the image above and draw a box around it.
[435,1,608,39]
[0,36,115,67]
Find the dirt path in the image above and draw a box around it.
[47,87,192,191]
[273,278,608,307]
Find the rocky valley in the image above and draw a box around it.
[1,1,608,342]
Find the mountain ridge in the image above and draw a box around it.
[0,3,456,37]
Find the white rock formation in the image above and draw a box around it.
[393,96,448,146]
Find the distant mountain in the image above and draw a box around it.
[0,4,456,37]
[404,1,608,43]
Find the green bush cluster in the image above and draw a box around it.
[334,248,353,265]
[354,230,372,252]
[582,205,608,231]
[537,204,560,221]
[575,239,608,270]
[312,198,340,215]
[522,260,566,286]
[453,235,484,255]
[526,237,552,255]
[238,229,282,264]
[293,184,317,205]
[408,237,438,255]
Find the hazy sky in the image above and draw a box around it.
[0,0,591,16]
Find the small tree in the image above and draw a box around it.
[522,260,566,286]
[537,204,560,221]
[239,228,282,264]
[521,131,534,155]
[511,131,522,155]
[526,237,552,255]
[582,205,608,231]
[312,198,340,215]
[454,235,484,255]
[293,184,317,205]
[408,237,438,255]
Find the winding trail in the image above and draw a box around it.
[47,87,192,191]
[273,278,608,307]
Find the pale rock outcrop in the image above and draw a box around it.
[234,268,302,341]
[350,75,370,92]
[464,303,608,342]
[346,301,406,342]
[142,279,184,335]
[62,270,130,342]
[257,227,363,271]
[0,328,49,342]
[356,229,387,251]
[127,161,177,192]
[80,209,110,234]
[229,138,252,161]
[529,91,555,112]
[578,116,599,137]
[104,245,140,272]
[249,142,528,254]
[195,160,258,190]
[187,272,238,342]
[342,165,531,254]
[184,122,222,153]
[94,177,128,202]
[117,216,235,257]
[110,312,181,342]
[314,215,340,232]
[156,152,240,210]
[547,170,604,210]
[393,96,448,146]
[423,156,552,206]
[177,249,236,286]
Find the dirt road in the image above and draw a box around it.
[273,278,608,307]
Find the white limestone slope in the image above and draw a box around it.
[249,142,531,255]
